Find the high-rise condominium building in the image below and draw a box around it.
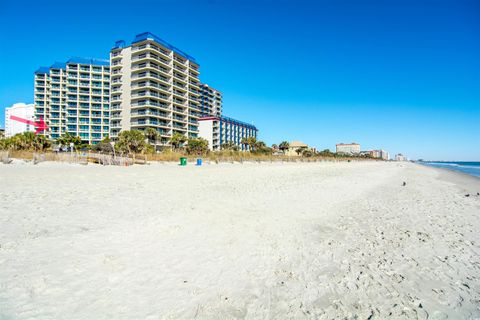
[34,58,110,144]
[199,84,222,117]
[198,116,257,151]
[4,103,35,137]
[110,32,202,147]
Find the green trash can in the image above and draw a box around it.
[180,157,187,166]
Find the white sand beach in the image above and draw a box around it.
[0,161,479,319]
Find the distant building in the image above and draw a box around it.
[198,115,257,151]
[369,150,381,158]
[395,153,407,161]
[199,84,222,117]
[370,149,389,160]
[5,103,35,137]
[382,150,390,160]
[336,142,360,155]
[285,141,316,156]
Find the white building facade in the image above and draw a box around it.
[110,32,201,146]
[5,103,35,137]
[34,58,110,144]
[370,149,389,160]
[199,84,222,117]
[336,142,361,154]
[198,116,257,151]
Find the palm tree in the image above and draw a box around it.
[186,137,209,155]
[240,137,258,152]
[116,130,148,154]
[57,133,82,150]
[170,132,187,150]
[33,134,51,151]
[221,141,239,151]
[144,128,159,145]
[93,136,114,154]
[279,141,289,154]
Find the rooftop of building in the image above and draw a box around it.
[199,115,257,130]
[336,142,360,146]
[6,103,34,110]
[35,57,109,74]
[290,141,309,148]
[112,32,197,63]
[200,83,221,94]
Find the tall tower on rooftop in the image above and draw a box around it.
[109,32,202,147]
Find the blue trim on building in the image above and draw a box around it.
[35,66,50,74]
[35,57,109,74]
[221,115,257,131]
[50,62,67,69]
[113,31,197,62]
[113,40,126,49]
[67,57,109,66]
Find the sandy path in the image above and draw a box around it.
[0,161,479,319]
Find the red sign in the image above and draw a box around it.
[10,115,48,134]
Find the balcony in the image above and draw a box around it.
[131,109,170,118]
[132,81,171,93]
[131,91,170,103]
[173,73,187,82]
[131,100,170,109]
[132,71,171,85]
[173,56,186,66]
[172,90,186,98]
[173,65,187,75]
[131,119,170,128]
[189,81,200,89]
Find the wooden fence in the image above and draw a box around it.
[30,152,146,166]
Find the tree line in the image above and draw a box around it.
[0,130,372,159]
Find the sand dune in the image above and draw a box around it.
[0,161,479,319]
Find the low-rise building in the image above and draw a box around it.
[198,115,257,151]
[395,153,407,161]
[5,103,35,137]
[336,142,360,155]
[286,141,309,156]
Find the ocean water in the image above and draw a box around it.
[422,161,480,178]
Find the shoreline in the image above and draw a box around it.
[418,161,480,181]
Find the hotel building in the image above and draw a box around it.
[199,84,222,117]
[5,103,35,137]
[395,153,407,161]
[336,142,361,155]
[198,116,257,151]
[370,149,390,160]
[109,32,201,147]
[34,58,110,143]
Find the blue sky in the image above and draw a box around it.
[0,0,478,160]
